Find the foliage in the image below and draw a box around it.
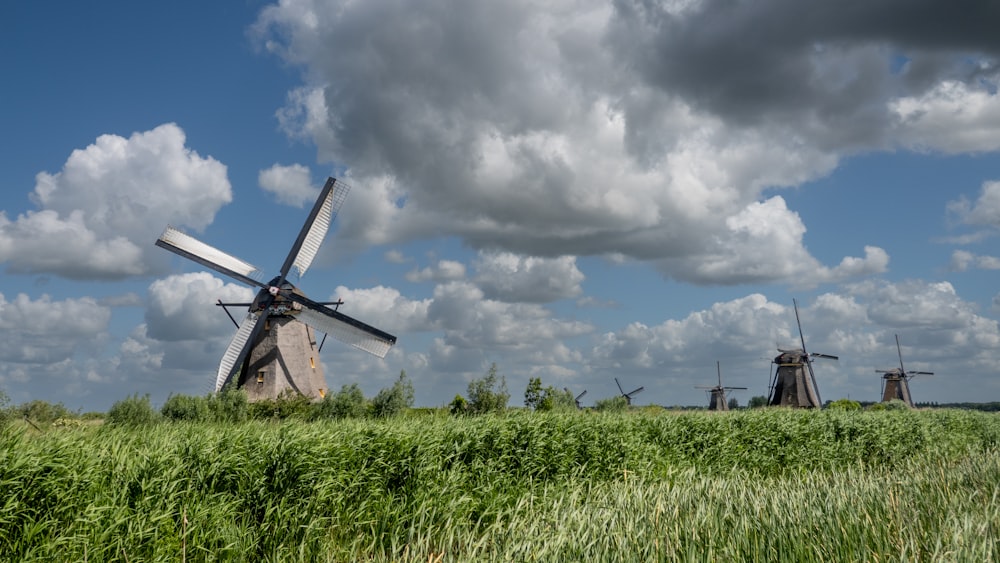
[727,397,739,410]
[524,377,576,411]
[449,394,469,415]
[883,398,911,410]
[161,393,212,422]
[747,395,769,408]
[105,394,158,426]
[311,384,368,420]
[212,385,249,423]
[248,390,313,420]
[466,363,509,415]
[868,402,887,411]
[370,371,415,419]
[827,398,862,411]
[15,399,74,424]
[0,389,9,425]
[593,395,628,412]
[2,409,999,560]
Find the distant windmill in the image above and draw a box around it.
[876,334,933,408]
[564,387,587,410]
[615,377,644,406]
[768,299,838,408]
[696,361,747,411]
[155,177,397,402]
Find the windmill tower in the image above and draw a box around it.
[615,377,644,406]
[696,361,747,411]
[565,387,587,410]
[768,299,838,408]
[156,177,397,402]
[877,334,933,408]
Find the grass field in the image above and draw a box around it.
[2,408,998,561]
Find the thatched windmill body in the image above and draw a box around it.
[768,299,838,408]
[697,361,747,411]
[877,334,933,407]
[156,177,397,402]
[615,377,644,406]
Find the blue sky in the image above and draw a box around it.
[2,0,999,412]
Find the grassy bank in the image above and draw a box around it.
[1,409,998,561]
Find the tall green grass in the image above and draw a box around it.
[1,409,997,561]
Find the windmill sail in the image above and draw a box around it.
[216,312,261,391]
[156,227,264,289]
[155,176,397,402]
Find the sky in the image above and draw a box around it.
[2,0,999,413]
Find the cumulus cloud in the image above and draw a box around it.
[948,180,1000,228]
[145,273,255,342]
[259,163,320,207]
[0,292,111,363]
[473,252,584,303]
[949,250,1000,271]
[246,0,996,286]
[0,123,232,280]
[405,260,466,283]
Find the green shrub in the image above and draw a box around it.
[594,395,628,412]
[249,391,312,420]
[370,371,415,418]
[161,393,211,422]
[105,394,158,425]
[449,394,469,415]
[311,384,368,420]
[16,400,74,424]
[827,398,862,411]
[211,385,248,422]
[467,363,509,415]
[884,399,910,410]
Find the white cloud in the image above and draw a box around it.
[950,249,1000,271]
[145,273,255,342]
[0,292,111,363]
[891,79,1000,153]
[948,180,1000,229]
[259,163,319,207]
[473,252,584,303]
[0,123,232,280]
[405,260,466,283]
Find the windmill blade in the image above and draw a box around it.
[792,299,823,407]
[908,371,935,376]
[576,390,587,401]
[156,227,266,289]
[627,386,644,396]
[725,387,748,390]
[810,353,839,360]
[280,177,351,281]
[615,377,625,395]
[215,311,265,392]
[294,304,396,358]
[895,333,906,373]
[717,360,723,387]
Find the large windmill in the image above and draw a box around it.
[696,361,747,411]
[876,334,933,408]
[155,177,397,402]
[615,377,644,406]
[768,299,837,408]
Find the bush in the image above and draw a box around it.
[883,399,911,411]
[370,371,414,419]
[105,394,158,426]
[249,391,312,421]
[211,385,249,422]
[593,395,628,412]
[311,384,368,420]
[16,400,74,424]
[161,394,211,422]
[827,398,862,411]
[467,363,509,415]
[449,394,469,416]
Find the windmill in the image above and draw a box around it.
[155,177,397,402]
[696,361,747,411]
[564,387,587,409]
[615,377,644,406]
[876,334,933,408]
[768,299,837,408]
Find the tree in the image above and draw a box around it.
[727,397,739,410]
[524,377,544,410]
[161,393,211,422]
[312,383,368,420]
[448,394,468,416]
[106,394,158,426]
[370,370,415,418]
[467,363,509,415]
[747,395,769,409]
[525,377,577,412]
[593,395,628,412]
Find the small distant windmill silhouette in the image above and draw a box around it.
[564,387,587,409]
[768,299,838,408]
[155,177,397,402]
[696,361,747,411]
[615,377,644,406]
[876,334,933,408]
